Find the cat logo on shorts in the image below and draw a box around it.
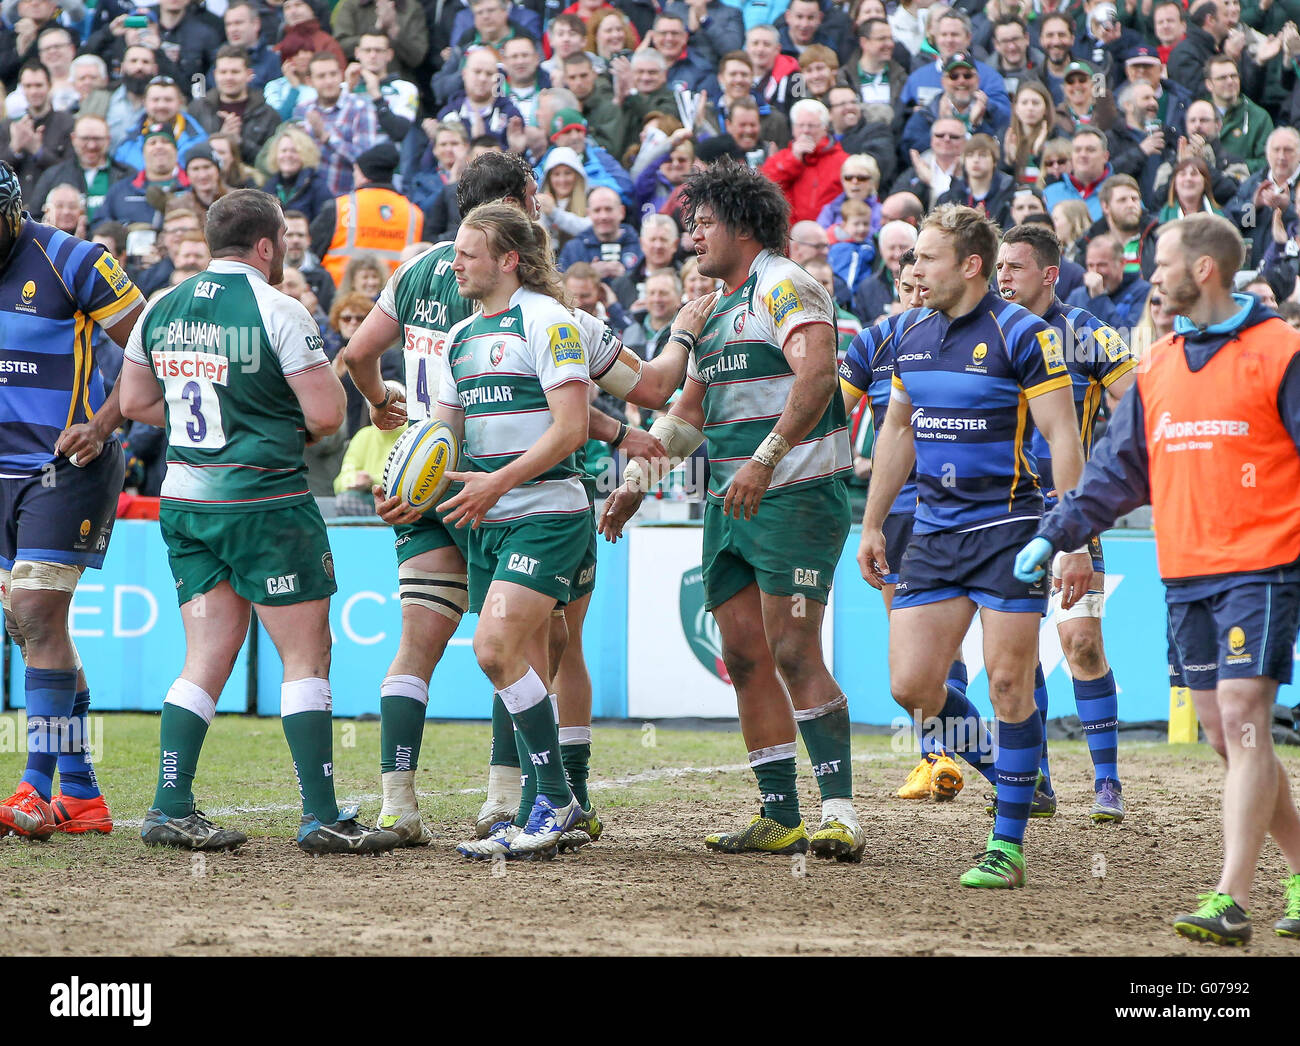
[21,280,35,304]
[79,519,91,539]
[490,341,506,367]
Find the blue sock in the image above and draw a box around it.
[56,688,100,799]
[22,668,77,801]
[946,660,968,693]
[1074,671,1120,790]
[917,664,964,758]
[992,711,1043,846]
[1034,664,1052,795]
[936,684,996,785]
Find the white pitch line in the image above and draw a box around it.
[114,751,908,827]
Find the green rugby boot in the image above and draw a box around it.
[1174,893,1251,946]
[960,835,1025,888]
[1275,875,1300,939]
[705,814,809,855]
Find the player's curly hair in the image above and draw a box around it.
[457,151,536,215]
[460,203,571,308]
[679,158,790,255]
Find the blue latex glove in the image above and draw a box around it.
[1014,537,1054,583]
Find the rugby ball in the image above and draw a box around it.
[382,419,459,512]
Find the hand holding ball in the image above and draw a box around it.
[382,419,459,513]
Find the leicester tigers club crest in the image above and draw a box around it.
[380,204,393,221]
[490,341,506,366]
[733,311,746,335]
[679,567,732,685]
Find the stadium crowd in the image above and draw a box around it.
[12,0,1300,507]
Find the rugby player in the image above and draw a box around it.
[343,152,698,849]
[427,202,595,855]
[996,222,1135,823]
[602,160,866,862]
[1017,213,1300,943]
[841,251,970,803]
[861,204,1091,888]
[119,190,399,854]
[0,161,144,839]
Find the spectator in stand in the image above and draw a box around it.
[624,269,681,360]
[561,51,624,155]
[114,75,208,172]
[174,142,231,218]
[1108,80,1175,199]
[261,125,333,223]
[540,14,592,83]
[1152,0,1187,65]
[501,35,547,127]
[283,208,335,314]
[746,24,800,113]
[823,87,894,185]
[143,0,223,92]
[648,12,713,92]
[662,0,744,69]
[207,133,260,188]
[892,115,966,210]
[1036,136,1073,192]
[987,15,1046,101]
[1120,45,1190,137]
[837,18,906,125]
[423,133,501,242]
[827,199,876,306]
[888,0,930,58]
[131,201,200,296]
[337,252,388,303]
[680,254,722,301]
[166,230,211,285]
[437,45,524,149]
[936,133,1017,227]
[538,107,634,204]
[295,51,383,197]
[189,45,280,167]
[1073,2,1144,85]
[1037,12,1076,105]
[433,0,536,103]
[100,123,188,228]
[1228,125,1300,265]
[68,54,112,121]
[1007,185,1048,226]
[452,0,543,54]
[633,127,695,219]
[346,33,421,146]
[611,211,681,306]
[1066,231,1150,329]
[901,50,1007,158]
[1167,0,1229,91]
[3,26,79,117]
[557,184,643,279]
[1003,80,1065,186]
[851,218,917,321]
[1072,172,1160,278]
[216,3,282,90]
[406,120,469,218]
[41,182,86,237]
[1044,125,1114,221]
[0,0,69,87]
[1159,157,1226,221]
[819,152,882,242]
[698,51,791,150]
[28,113,124,220]
[1205,53,1273,174]
[1055,60,1118,133]
[1052,197,1091,262]
[796,45,840,103]
[0,60,74,198]
[779,0,852,65]
[761,98,847,224]
[536,145,592,254]
[1156,100,1249,205]
[901,9,1011,126]
[566,260,636,337]
[587,8,637,67]
[334,400,404,514]
[266,2,347,116]
[332,0,429,83]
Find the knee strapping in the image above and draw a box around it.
[398,565,468,622]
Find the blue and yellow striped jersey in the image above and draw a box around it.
[839,313,918,517]
[1029,298,1137,491]
[888,291,1072,535]
[0,217,142,473]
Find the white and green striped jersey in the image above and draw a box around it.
[124,260,330,512]
[380,242,623,422]
[437,287,591,524]
[687,250,850,502]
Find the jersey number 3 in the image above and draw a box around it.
[166,377,228,450]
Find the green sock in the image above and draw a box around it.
[491,693,520,768]
[153,699,211,817]
[282,710,339,824]
[513,697,570,800]
[796,698,853,801]
[561,744,591,808]
[753,750,801,828]
[513,726,534,827]
[379,675,428,773]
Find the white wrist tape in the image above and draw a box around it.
[623,413,705,490]
[594,348,644,399]
[752,431,791,469]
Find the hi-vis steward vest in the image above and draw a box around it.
[322,186,423,287]
[1138,318,1300,580]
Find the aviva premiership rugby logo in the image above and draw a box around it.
[679,566,732,684]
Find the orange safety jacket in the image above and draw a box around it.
[322,187,423,287]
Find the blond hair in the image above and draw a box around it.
[460,203,571,307]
